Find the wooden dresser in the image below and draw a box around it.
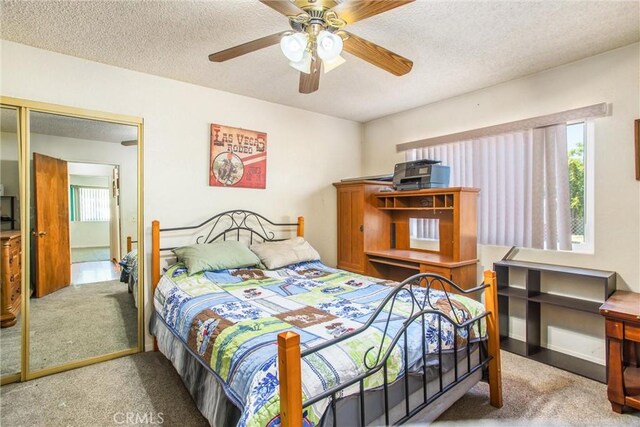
[1,230,21,328]
[334,181,479,289]
[600,291,640,413]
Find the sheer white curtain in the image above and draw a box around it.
[407,124,571,250]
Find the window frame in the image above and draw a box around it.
[407,120,595,253]
[568,119,594,253]
[69,185,111,222]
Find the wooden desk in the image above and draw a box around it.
[334,182,479,289]
[366,248,478,289]
[600,291,640,413]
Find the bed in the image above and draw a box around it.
[119,236,139,307]
[150,210,502,427]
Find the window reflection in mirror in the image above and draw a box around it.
[0,106,22,378]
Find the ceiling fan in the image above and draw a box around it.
[208,0,415,94]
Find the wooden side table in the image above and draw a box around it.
[600,291,640,413]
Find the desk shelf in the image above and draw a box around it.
[375,189,469,211]
[528,293,602,314]
[495,259,615,383]
[497,287,528,300]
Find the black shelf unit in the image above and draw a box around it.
[494,259,616,383]
[0,195,17,230]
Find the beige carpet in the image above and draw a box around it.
[1,351,639,426]
[1,352,208,427]
[437,351,639,425]
[0,280,136,376]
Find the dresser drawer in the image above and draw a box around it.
[8,253,20,271]
[5,235,21,253]
[419,264,452,279]
[10,276,21,304]
[9,239,20,256]
[9,242,20,258]
[4,273,18,288]
[625,323,640,343]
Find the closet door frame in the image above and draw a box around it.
[0,96,145,383]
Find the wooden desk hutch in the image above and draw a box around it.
[334,181,479,289]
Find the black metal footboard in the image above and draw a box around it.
[299,273,492,426]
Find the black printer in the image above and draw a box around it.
[393,159,450,190]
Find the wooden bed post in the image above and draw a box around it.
[484,270,503,408]
[297,216,304,238]
[152,220,160,288]
[127,236,132,253]
[152,220,160,351]
[278,331,303,427]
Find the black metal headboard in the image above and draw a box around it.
[151,210,304,286]
[156,210,303,251]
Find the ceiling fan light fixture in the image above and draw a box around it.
[280,32,309,62]
[322,54,346,73]
[316,30,343,60]
[289,51,312,74]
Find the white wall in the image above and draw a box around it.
[0,40,362,349]
[69,222,110,248]
[362,43,640,364]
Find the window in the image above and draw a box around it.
[567,122,586,246]
[408,121,593,252]
[69,186,111,222]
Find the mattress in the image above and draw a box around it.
[119,249,138,307]
[153,260,488,427]
[151,314,482,427]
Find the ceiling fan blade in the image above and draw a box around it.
[330,0,415,25]
[299,58,322,94]
[341,31,413,76]
[259,0,305,17]
[209,31,289,62]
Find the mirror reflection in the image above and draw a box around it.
[28,111,139,371]
[0,106,22,378]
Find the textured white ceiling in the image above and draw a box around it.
[0,108,138,143]
[1,0,638,122]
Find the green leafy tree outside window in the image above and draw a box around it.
[568,141,584,242]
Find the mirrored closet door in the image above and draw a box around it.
[0,97,144,382]
[0,106,23,383]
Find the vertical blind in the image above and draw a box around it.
[406,123,572,250]
[69,186,111,222]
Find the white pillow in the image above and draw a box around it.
[250,237,320,270]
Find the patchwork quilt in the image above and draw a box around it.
[153,261,486,427]
[119,249,138,288]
